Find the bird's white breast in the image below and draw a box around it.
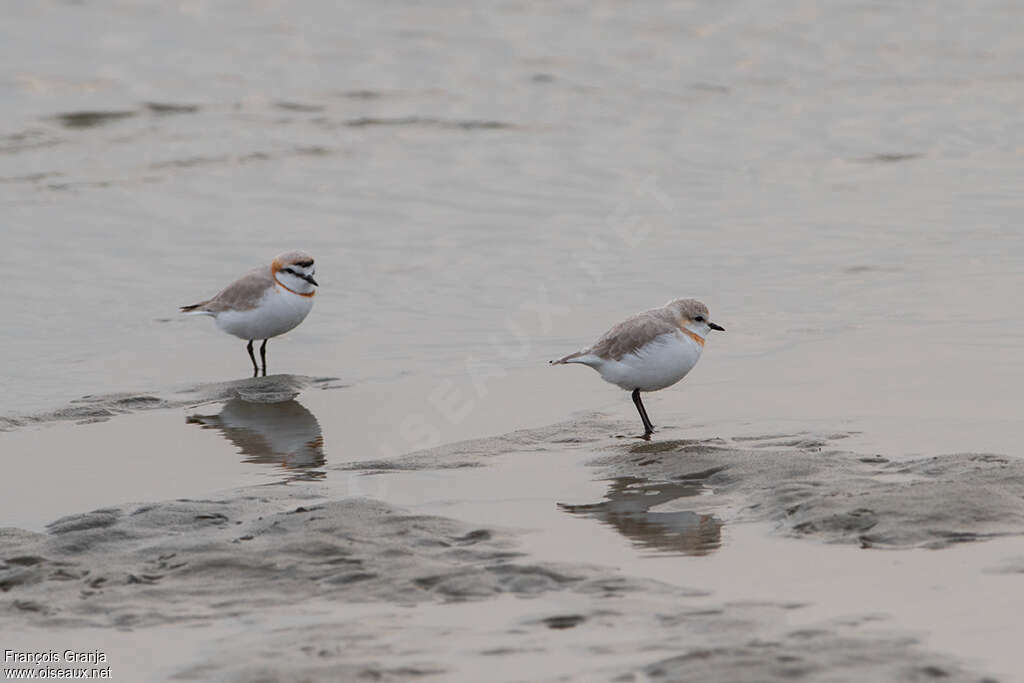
[214,285,314,341]
[596,331,702,392]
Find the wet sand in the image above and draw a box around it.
[2,375,1023,681]
[0,460,1006,682]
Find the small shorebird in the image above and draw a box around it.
[551,298,724,438]
[181,251,318,376]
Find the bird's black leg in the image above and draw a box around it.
[259,339,268,377]
[247,340,258,377]
[632,389,654,438]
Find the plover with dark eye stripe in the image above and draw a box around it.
[551,298,724,438]
[181,251,318,377]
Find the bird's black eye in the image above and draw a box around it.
[284,268,298,275]
[694,315,705,322]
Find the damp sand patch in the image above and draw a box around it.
[0,485,988,683]
[589,433,1024,550]
[352,416,1024,551]
[170,599,980,683]
[0,374,346,432]
[338,414,616,472]
[0,487,684,630]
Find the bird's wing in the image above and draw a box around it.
[588,309,677,361]
[186,267,274,313]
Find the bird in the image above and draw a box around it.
[551,298,724,438]
[180,251,318,377]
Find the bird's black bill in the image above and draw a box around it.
[708,322,725,331]
[302,274,319,286]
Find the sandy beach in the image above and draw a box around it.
[3,0,1024,680]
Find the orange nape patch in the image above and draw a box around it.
[679,325,705,347]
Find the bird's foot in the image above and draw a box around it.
[613,431,654,440]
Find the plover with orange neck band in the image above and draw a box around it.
[551,298,724,438]
[181,251,318,376]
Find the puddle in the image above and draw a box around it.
[186,398,326,480]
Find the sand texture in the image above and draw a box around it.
[2,418,1017,681]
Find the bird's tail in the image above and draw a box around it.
[180,300,213,315]
[550,349,588,365]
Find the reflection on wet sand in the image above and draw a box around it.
[187,399,325,480]
[559,477,722,556]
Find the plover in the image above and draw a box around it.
[551,298,724,437]
[181,251,318,376]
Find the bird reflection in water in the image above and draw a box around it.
[559,477,723,556]
[186,399,325,481]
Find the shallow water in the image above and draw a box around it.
[4,0,1024,426]
[2,0,1024,680]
